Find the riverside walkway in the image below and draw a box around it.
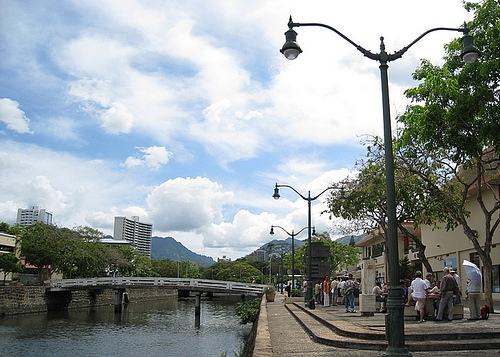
[254,293,500,356]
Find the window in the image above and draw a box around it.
[372,243,384,258]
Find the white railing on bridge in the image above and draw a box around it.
[45,277,266,294]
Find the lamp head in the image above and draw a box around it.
[280,17,302,60]
[312,227,317,236]
[460,24,480,64]
[273,184,281,200]
[461,33,480,63]
[270,226,275,235]
[339,188,346,200]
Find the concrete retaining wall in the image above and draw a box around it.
[0,286,177,316]
[252,295,273,356]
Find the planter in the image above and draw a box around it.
[284,297,303,304]
[266,294,275,302]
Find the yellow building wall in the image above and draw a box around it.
[421,187,500,301]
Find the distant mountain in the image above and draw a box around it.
[246,234,362,258]
[151,236,215,267]
[245,238,306,258]
[335,234,364,246]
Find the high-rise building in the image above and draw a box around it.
[16,206,53,226]
[113,216,153,257]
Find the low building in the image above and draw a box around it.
[0,232,17,283]
[356,222,421,285]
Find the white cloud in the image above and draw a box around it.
[147,177,233,232]
[0,98,33,134]
[0,0,475,260]
[101,102,135,134]
[202,210,276,248]
[68,78,111,108]
[0,141,146,229]
[122,146,173,170]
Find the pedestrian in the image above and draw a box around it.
[331,277,339,305]
[338,277,345,305]
[343,274,357,313]
[466,271,482,320]
[406,271,428,322]
[436,267,459,322]
[323,276,331,307]
[302,280,308,305]
[400,280,408,303]
[449,269,462,304]
[372,281,387,312]
[314,281,321,303]
[424,273,433,290]
[285,283,291,297]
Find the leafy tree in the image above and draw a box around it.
[326,137,439,274]
[0,222,11,233]
[237,258,269,282]
[285,235,359,277]
[396,0,500,311]
[399,256,413,282]
[181,260,201,279]
[201,261,260,282]
[20,222,63,281]
[0,252,24,284]
[151,259,179,277]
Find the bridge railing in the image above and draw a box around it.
[45,277,266,294]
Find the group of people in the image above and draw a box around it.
[405,267,482,322]
[312,274,360,313]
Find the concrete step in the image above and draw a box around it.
[287,303,500,352]
[286,303,387,351]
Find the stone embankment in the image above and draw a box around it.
[0,286,177,316]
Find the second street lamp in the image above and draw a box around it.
[280,16,479,356]
[270,224,309,290]
[273,183,343,308]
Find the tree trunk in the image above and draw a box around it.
[481,258,495,313]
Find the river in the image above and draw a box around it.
[0,295,253,357]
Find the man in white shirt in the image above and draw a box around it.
[408,271,429,322]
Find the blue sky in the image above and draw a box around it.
[0,1,473,260]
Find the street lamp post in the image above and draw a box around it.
[270,225,309,290]
[174,254,181,279]
[273,183,343,308]
[279,16,479,356]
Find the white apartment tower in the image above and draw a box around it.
[113,216,153,257]
[16,206,53,226]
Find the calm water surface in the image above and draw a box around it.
[0,296,252,357]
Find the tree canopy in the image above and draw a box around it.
[395,0,500,311]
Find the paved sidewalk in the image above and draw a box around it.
[254,293,500,356]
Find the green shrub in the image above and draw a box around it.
[291,288,302,297]
[262,285,276,295]
[235,297,261,324]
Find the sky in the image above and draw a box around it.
[0,1,474,260]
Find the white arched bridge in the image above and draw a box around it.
[44,277,266,326]
[46,277,266,296]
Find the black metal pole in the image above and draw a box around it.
[378,46,407,356]
[291,230,295,289]
[306,193,313,306]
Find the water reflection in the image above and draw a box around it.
[0,295,251,357]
